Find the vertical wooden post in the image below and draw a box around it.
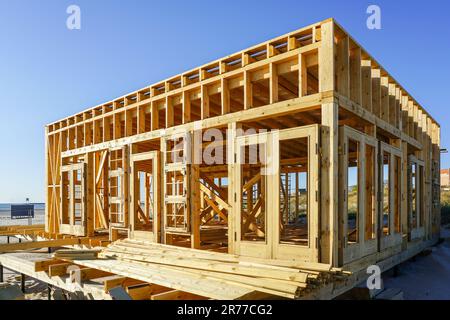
[45,127,50,233]
[130,154,136,235]
[166,96,174,128]
[151,101,159,131]
[349,46,362,105]
[319,20,338,266]
[299,54,308,97]
[381,76,389,122]
[84,123,92,146]
[269,63,278,104]
[401,141,408,237]
[137,106,146,134]
[103,117,111,142]
[321,102,339,265]
[123,146,129,227]
[221,78,230,115]
[113,113,121,140]
[227,122,241,254]
[190,164,201,249]
[86,152,95,237]
[183,91,191,123]
[201,85,210,120]
[69,169,75,227]
[361,59,372,112]
[336,35,349,97]
[388,83,397,126]
[244,71,252,109]
[371,69,381,118]
[93,120,100,144]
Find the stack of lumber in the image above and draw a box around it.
[71,239,349,300]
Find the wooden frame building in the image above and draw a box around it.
[44,18,441,276]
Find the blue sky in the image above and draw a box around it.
[0,0,449,203]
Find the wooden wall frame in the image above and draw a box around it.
[409,155,425,241]
[273,125,320,262]
[108,146,129,230]
[130,150,161,243]
[233,125,319,261]
[234,131,272,258]
[60,162,87,236]
[339,126,378,264]
[378,141,403,251]
[162,133,191,236]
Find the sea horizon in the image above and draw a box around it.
[0,203,45,211]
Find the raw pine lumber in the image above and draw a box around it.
[125,258,305,294]
[48,263,73,277]
[0,238,86,253]
[88,239,349,299]
[102,276,146,293]
[34,259,66,272]
[70,258,257,300]
[53,249,101,260]
[111,239,343,274]
[109,258,299,299]
[70,268,112,281]
[151,289,206,300]
[126,284,172,300]
[103,247,310,283]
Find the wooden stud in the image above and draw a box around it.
[269,63,279,104]
[221,78,230,115]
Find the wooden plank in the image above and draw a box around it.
[221,78,230,114]
[244,70,253,109]
[201,85,210,119]
[0,238,84,253]
[182,91,191,123]
[72,258,257,300]
[48,263,72,277]
[70,267,112,281]
[150,101,159,130]
[127,284,170,300]
[151,289,206,300]
[103,247,309,283]
[165,96,174,129]
[371,68,381,118]
[349,45,361,105]
[299,53,308,97]
[336,35,349,96]
[103,276,146,292]
[269,62,278,103]
[380,76,389,122]
[319,21,334,92]
[34,259,65,272]
[319,20,337,265]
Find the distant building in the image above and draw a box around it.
[441,169,450,188]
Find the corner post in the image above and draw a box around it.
[319,20,339,266]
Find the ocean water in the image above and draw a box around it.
[0,203,45,211]
[0,203,45,226]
